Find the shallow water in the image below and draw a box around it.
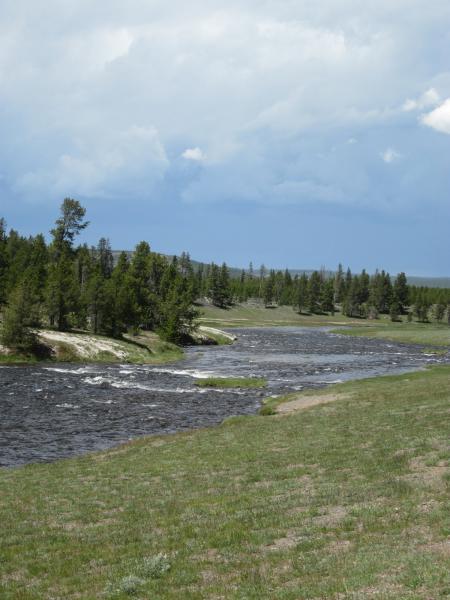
[1,327,448,467]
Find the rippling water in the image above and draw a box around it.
[1,327,448,467]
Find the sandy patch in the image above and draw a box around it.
[276,393,352,414]
[267,531,299,551]
[39,330,128,359]
[198,326,237,341]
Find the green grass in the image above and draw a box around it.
[200,304,450,350]
[194,376,267,388]
[1,366,449,599]
[332,321,450,348]
[199,303,359,328]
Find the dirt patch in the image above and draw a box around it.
[276,393,353,414]
[313,506,348,527]
[327,539,352,553]
[267,531,299,551]
[405,457,448,488]
[425,540,450,556]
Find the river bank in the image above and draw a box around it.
[2,326,448,467]
[1,365,449,598]
[0,325,236,366]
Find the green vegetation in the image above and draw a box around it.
[1,203,449,361]
[199,303,355,328]
[332,321,450,348]
[0,200,199,354]
[195,376,267,388]
[1,366,449,598]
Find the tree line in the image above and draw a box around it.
[1,198,449,352]
[196,262,450,323]
[0,199,198,350]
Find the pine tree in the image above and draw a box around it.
[263,271,275,307]
[321,279,335,314]
[295,274,309,314]
[46,199,88,330]
[0,218,8,305]
[334,263,345,304]
[394,272,409,314]
[97,238,114,279]
[308,271,322,314]
[1,283,39,351]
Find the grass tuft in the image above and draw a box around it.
[195,376,267,388]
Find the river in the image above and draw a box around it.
[1,327,448,467]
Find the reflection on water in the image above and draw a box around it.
[1,327,448,467]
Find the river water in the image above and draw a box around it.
[1,327,448,467]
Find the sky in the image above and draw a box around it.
[1,1,450,276]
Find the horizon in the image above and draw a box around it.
[1,1,450,276]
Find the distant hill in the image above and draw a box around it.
[406,276,450,288]
[112,251,450,288]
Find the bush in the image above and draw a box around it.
[138,553,171,578]
[259,404,276,416]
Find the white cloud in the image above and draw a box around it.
[421,98,450,134]
[1,1,450,212]
[15,126,169,199]
[182,147,206,161]
[381,148,401,163]
[402,88,440,112]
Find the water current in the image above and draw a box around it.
[1,327,448,467]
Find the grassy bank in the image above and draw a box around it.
[332,321,450,348]
[200,304,450,349]
[195,376,267,389]
[1,366,449,599]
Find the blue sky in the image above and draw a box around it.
[1,0,450,275]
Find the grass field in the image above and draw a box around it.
[194,377,267,389]
[199,304,357,328]
[332,321,450,348]
[200,304,450,349]
[1,366,449,599]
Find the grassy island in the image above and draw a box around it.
[195,376,267,388]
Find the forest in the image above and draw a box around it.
[0,198,449,352]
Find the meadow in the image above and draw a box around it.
[1,365,449,599]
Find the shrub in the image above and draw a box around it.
[138,553,171,578]
[259,404,276,416]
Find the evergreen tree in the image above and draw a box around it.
[46,199,88,330]
[321,279,335,314]
[394,272,409,314]
[334,263,345,304]
[1,283,39,351]
[0,218,8,305]
[295,274,309,314]
[307,271,322,313]
[263,271,276,307]
[97,238,114,279]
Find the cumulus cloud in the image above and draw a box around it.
[182,147,206,161]
[14,126,169,200]
[1,0,450,213]
[402,88,440,112]
[421,98,450,134]
[381,148,401,164]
